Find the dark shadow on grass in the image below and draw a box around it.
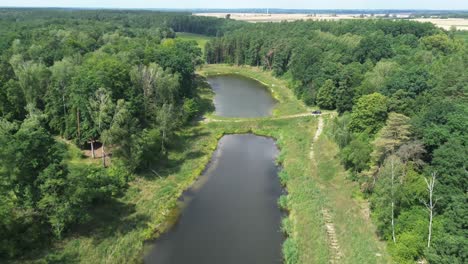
[70,198,150,244]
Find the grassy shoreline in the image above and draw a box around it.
[29,65,389,264]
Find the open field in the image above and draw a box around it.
[412,18,468,30]
[455,30,468,41]
[194,13,468,30]
[176,32,212,54]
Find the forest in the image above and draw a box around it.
[205,19,467,263]
[0,8,466,264]
[0,9,240,260]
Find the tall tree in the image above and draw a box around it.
[422,172,438,248]
[156,103,178,154]
[46,57,76,134]
[88,87,113,162]
[316,79,336,110]
[349,93,388,135]
[9,55,50,109]
[102,99,140,171]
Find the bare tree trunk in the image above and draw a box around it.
[102,143,106,167]
[62,94,67,116]
[428,204,433,248]
[90,140,95,159]
[423,172,437,248]
[161,130,166,154]
[391,158,396,244]
[76,108,81,140]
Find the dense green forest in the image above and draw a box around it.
[1,8,466,264]
[0,9,242,260]
[205,20,467,263]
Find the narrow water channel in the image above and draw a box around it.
[144,134,284,264]
[208,74,277,117]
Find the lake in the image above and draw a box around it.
[144,134,284,264]
[208,74,276,117]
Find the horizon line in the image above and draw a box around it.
[1,7,468,12]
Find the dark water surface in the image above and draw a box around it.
[144,134,284,264]
[208,74,277,117]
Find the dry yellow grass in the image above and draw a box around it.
[194,13,468,30]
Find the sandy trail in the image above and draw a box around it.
[309,115,323,159]
[309,116,343,263]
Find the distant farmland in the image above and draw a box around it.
[195,13,468,30]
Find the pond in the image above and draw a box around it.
[207,74,277,117]
[144,134,284,264]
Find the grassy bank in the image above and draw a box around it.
[31,65,389,264]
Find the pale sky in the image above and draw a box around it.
[0,0,467,10]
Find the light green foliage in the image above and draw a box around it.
[157,103,179,154]
[349,93,388,135]
[176,32,212,54]
[371,155,404,239]
[331,113,353,148]
[283,238,300,264]
[316,79,336,109]
[421,33,459,54]
[103,100,140,171]
[182,98,200,121]
[9,55,50,108]
[88,87,114,138]
[46,57,76,135]
[357,60,399,96]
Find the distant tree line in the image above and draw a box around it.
[205,19,467,263]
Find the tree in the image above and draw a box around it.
[340,133,372,173]
[45,57,76,135]
[349,93,388,135]
[356,60,399,97]
[372,112,411,165]
[156,103,178,154]
[316,79,336,109]
[9,55,50,109]
[130,63,180,124]
[421,34,457,54]
[355,31,394,63]
[88,88,114,162]
[421,172,438,248]
[102,100,140,171]
[372,155,404,242]
[335,80,355,114]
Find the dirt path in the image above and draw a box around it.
[203,112,327,123]
[309,116,343,263]
[309,115,324,160]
